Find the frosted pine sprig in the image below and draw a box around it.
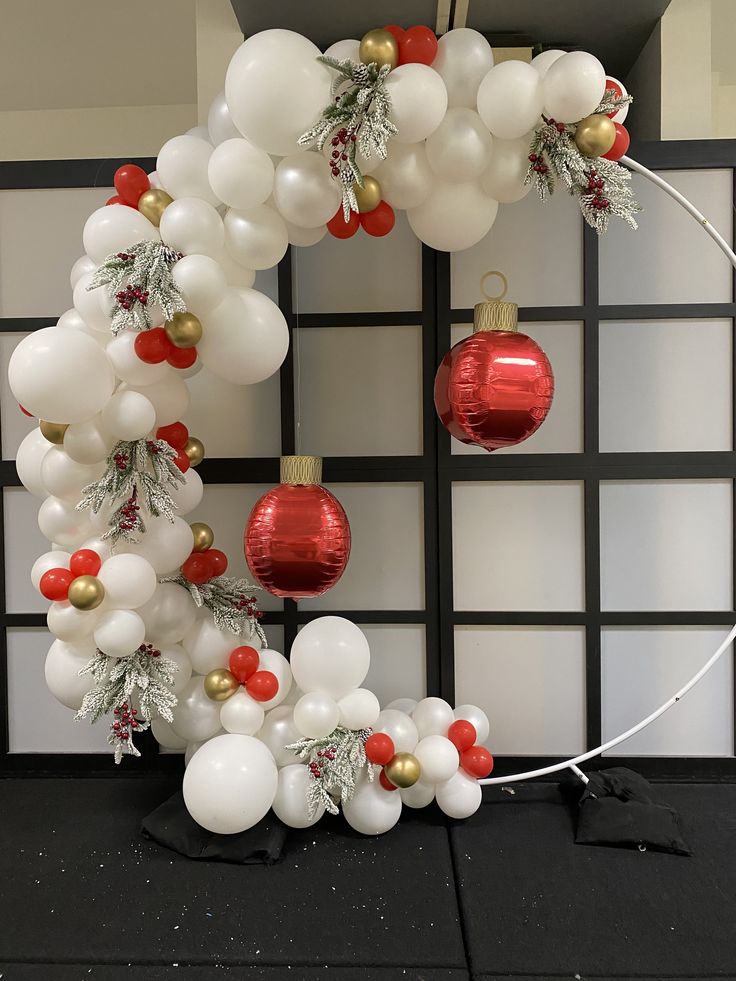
[161,572,267,644]
[287,726,373,818]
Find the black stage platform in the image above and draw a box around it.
[1,777,734,979]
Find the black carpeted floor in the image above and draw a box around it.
[1,777,735,979]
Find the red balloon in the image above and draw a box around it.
[327,207,360,239]
[19,404,33,417]
[181,552,211,584]
[114,164,150,207]
[602,122,630,161]
[603,77,624,116]
[229,645,260,683]
[69,549,102,578]
[106,194,134,208]
[360,201,395,237]
[174,449,190,473]
[379,769,399,791]
[434,329,554,451]
[398,25,438,66]
[365,732,395,766]
[246,670,279,702]
[447,719,477,753]
[40,567,74,601]
[461,745,494,779]
[156,421,189,449]
[167,346,197,370]
[245,482,351,599]
[383,23,406,43]
[134,327,174,364]
[206,548,228,577]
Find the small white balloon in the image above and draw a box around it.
[82,205,159,264]
[171,254,228,317]
[453,704,490,744]
[342,768,402,835]
[477,61,544,139]
[94,609,146,658]
[47,600,100,642]
[207,90,242,145]
[384,697,418,714]
[16,429,52,498]
[169,468,204,515]
[224,205,288,270]
[70,255,96,290]
[101,390,156,441]
[138,582,197,644]
[407,180,498,252]
[156,134,220,206]
[285,221,327,247]
[159,644,192,694]
[338,688,380,731]
[79,536,113,563]
[151,715,188,750]
[385,64,448,144]
[433,28,494,108]
[40,449,103,502]
[220,689,265,735]
[44,639,97,710]
[426,107,493,183]
[73,273,111,334]
[272,764,325,828]
[294,691,340,739]
[38,496,93,548]
[255,648,292,711]
[530,49,565,78]
[323,38,360,61]
[125,514,194,576]
[124,374,189,427]
[159,197,224,258]
[32,550,71,590]
[214,247,257,287]
[182,616,240,674]
[257,704,302,766]
[273,153,341,229]
[435,769,482,819]
[208,138,275,210]
[373,709,419,754]
[98,554,157,609]
[63,416,113,465]
[400,779,436,809]
[414,735,459,783]
[171,676,223,742]
[375,142,434,210]
[542,51,606,124]
[412,697,455,738]
[106,331,171,386]
[480,135,532,203]
[186,124,212,142]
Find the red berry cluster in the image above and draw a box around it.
[111,701,138,743]
[134,326,197,371]
[308,745,336,780]
[115,283,149,312]
[329,128,358,177]
[113,450,129,472]
[115,252,133,262]
[116,491,141,534]
[234,594,263,620]
[584,168,610,211]
[139,642,161,658]
[528,152,548,175]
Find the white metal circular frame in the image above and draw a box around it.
[480,156,736,787]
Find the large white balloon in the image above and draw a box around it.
[454,703,490,744]
[207,90,242,145]
[342,769,402,835]
[223,205,288,270]
[169,468,204,514]
[156,135,220,206]
[290,617,370,699]
[183,733,278,833]
[101,390,156,442]
[40,448,103,502]
[273,153,341,228]
[151,716,188,750]
[124,374,189,427]
[106,331,171,386]
[530,49,565,78]
[272,764,325,828]
[197,288,289,385]
[477,61,544,139]
[63,416,113,465]
[31,549,71,590]
[44,638,96,710]
[426,108,493,183]
[159,197,224,258]
[414,735,459,783]
[407,180,498,252]
[16,429,52,498]
[373,709,419,754]
[94,609,146,658]
[255,648,293,711]
[171,676,223,742]
[293,691,340,738]
[138,582,197,644]
[208,138,275,211]
[98,554,157,609]
[47,600,100,642]
[257,704,302,766]
[375,142,434,210]
[182,615,240,674]
[542,51,606,123]
[171,254,228,317]
[338,688,380,730]
[480,136,532,203]
[412,697,455,738]
[38,496,93,548]
[220,689,264,735]
[125,514,194,576]
[225,30,332,156]
[385,64,448,144]
[82,205,159,264]
[433,28,494,108]
[435,769,482,819]
[9,327,115,424]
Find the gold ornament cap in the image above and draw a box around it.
[280,455,322,485]
[473,271,518,334]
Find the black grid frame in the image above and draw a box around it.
[1,139,735,779]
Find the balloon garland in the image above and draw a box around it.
[9,25,641,835]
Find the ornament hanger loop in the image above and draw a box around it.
[479,270,508,302]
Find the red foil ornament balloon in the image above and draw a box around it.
[434,273,554,451]
[245,456,351,599]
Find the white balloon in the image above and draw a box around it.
[208,138,275,211]
[124,374,189,427]
[156,134,220,206]
[171,254,228,317]
[323,38,360,61]
[214,247,257,287]
[480,135,532,203]
[435,769,482,819]
[197,288,288,385]
[187,124,212,142]
[207,90,241,145]
[477,61,544,140]
[530,49,565,78]
[82,205,159,264]
[169,468,204,515]
[9,327,115,424]
[40,448,103,502]
[290,617,370,699]
[148,170,162,188]
[159,197,224,259]
[101,390,156,442]
[94,609,146,658]
[73,273,111,333]
[373,709,419,754]
[38,496,93,548]
[426,108,493,183]
[258,704,302,766]
[182,616,240,674]
[343,769,402,835]
[63,416,113,464]
[57,307,93,335]
[223,205,288,270]
[98,554,157,609]
[31,549,71,590]
[106,331,171,386]
[273,153,341,228]
[220,689,264,735]
[16,429,52,498]
[47,600,100,642]
[414,735,459,783]
[151,716,188,750]
[272,763,325,828]
[255,648,292,711]
[79,536,113,563]
[384,697,418,714]
[44,638,96,710]
[70,254,96,289]
[138,582,197,644]
[433,28,494,108]
[400,779,436,809]
[385,64,448,144]
[375,142,433,209]
[543,51,606,124]
[412,697,455,738]
[453,704,490,744]
[338,688,380,730]
[124,514,194,575]
[171,676,223,742]
[407,180,498,252]
[225,30,332,156]
[293,691,340,738]
[286,221,327,247]
[606,75,629,124]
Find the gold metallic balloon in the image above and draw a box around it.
[574,114,616,158]
[137,188,173,226]
[39,420,68,445]
[190,521,214,552]
[184,437,205,467]
[353,175,382,213]
[359,29,399,71]
[204,668,239,701]
[384,752,421,789]
[164,311,202,349]
[68,575,105,611]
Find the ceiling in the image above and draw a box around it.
[228,0,671,79]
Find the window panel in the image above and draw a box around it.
[360,624,426,706]
[4,487,49,613]
[1,332,35,459]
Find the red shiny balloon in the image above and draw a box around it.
[447,719,477,753]
[379,769,399,791]
[383,23,406,43]
[156,421,189,449]
[246,670,279,702]
[327,207,360,239]
[399,25,438,66]
[360,201,395,237]
[181,552,210,584]
[174,449,190,473]
[602,122,630,161]
[19,404,33,417]
[206,548,228,577]
[106,194,134,208]
[69,548,101,578]
[229,645,260,683]
[245,483,351,598]
[461,745,494,779]
[114,164,150,207]
[167,346,197,370]
[603,77,624,117]
[40,567,73,601]
[365,732,395,766]
[434,330,554,451]
[134,327,174,364]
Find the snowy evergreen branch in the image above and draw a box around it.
[286,726,373,817]
[161,572,266,644]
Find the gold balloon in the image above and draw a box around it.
[39,420,68,445]
[185,437,205,467]
[353,175,382,213]
[574,114,616,158]
[191,521,214,552]
[359,28,399,71]
[137,188,173,226]
[68,575,105,611]
[384,752,421,789]
[204,668,239,701]
[164,311,202,349]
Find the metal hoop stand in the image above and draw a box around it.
[480,155,736,788]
